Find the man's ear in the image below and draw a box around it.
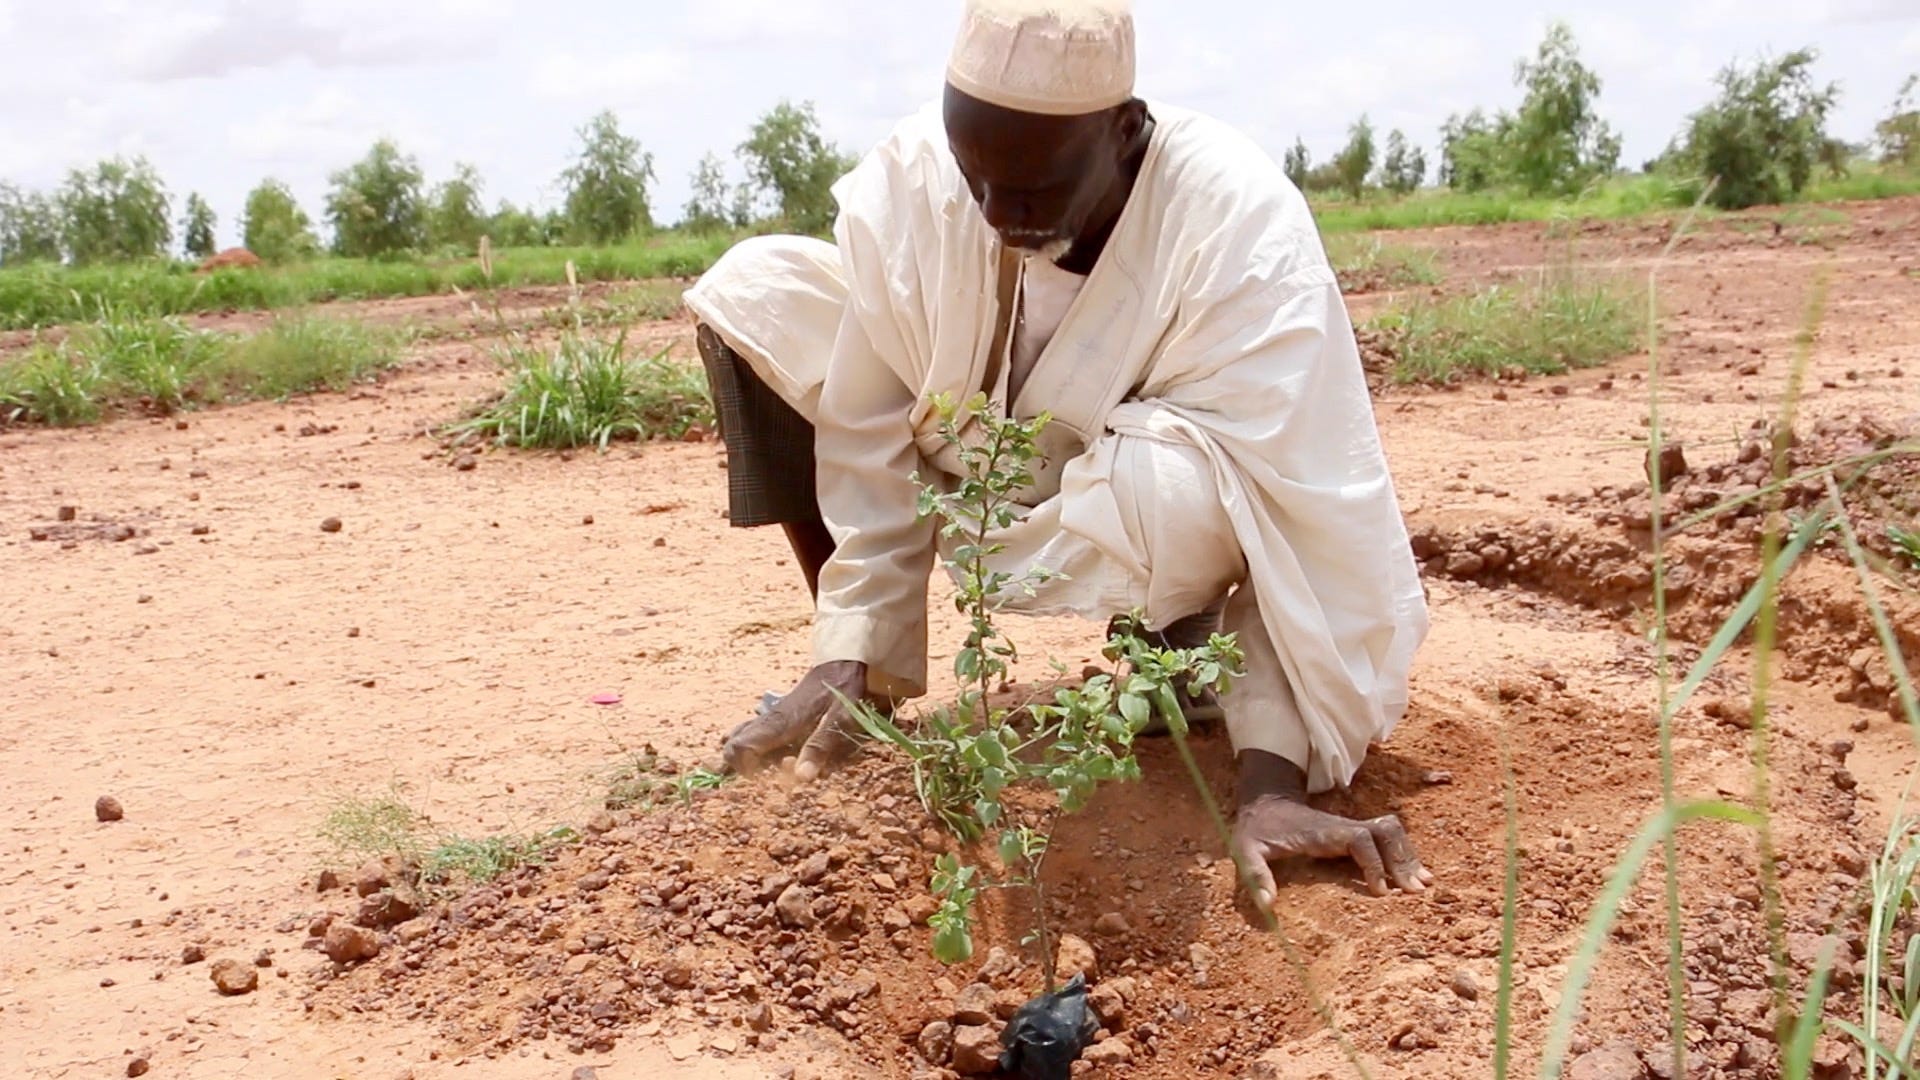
[1113,99,1149,145]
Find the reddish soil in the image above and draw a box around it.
[1,198,1916,1080]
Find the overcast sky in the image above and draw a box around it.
[2,0,1916,250]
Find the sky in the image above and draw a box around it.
[2,0,1917,251]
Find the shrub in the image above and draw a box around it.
[1665,49,1841,210]
[325,140,428,257]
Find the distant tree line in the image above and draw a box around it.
[0,98,855,267]
[1282,24,1917,212]
[3,42,1918,269]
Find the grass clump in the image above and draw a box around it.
[1368,270,1643,384]
[205,316,401,401]
[453,330,711,450]
[1324,234,1442,292]
[603,747,731,812]
[319,789,578,896]
[0,312,401,425]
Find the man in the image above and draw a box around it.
[684,0,1432,904]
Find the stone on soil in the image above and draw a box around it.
[775,883,815,927]
[1089,982,1127,1028]
[1451,967,1482,1001]
[1055,935,1098,982]
[951,982,996,1026]
[209,958,258,995]
[181,944,205,965]
[323,924,380,964]
[951,1024,1002,1075]
[1083,1039,1133,1067]
[662,946,698,987]
[94,796,124,822]
[918,1019,956,1065]
[1568,1040,1647,1080]
[126,1056,150,1077]
[1093,912,1130,936]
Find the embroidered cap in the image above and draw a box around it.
[945,0,1136,117]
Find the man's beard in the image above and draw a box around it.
[1006,232,1074,262]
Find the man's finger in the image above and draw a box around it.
[793,705,861,784]
[1231,834,1280,913]
[1345,828,1392,897]
[1368,815,1429,893]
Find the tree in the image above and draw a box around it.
[1375,130,1427,194]
[1504,22,1621,195]
[561,110,656,244]
[1668,48,1840,210]
[1438,109,1508,191]
[58,156,172,263]
[241,179,318,263]
[1879,74,1919,167]
[181,193,217,259]
[738,100,857,234]
[682,153,733,233]
[1283,137,1311,190]
[486,200,545,248]
[1332,115,1376,199]
[325,139,428,257]
[0,182,62,266]
[428,162,486,253]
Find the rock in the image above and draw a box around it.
[904,894,940,925]
[1056,935,1098,982]
[1647,442,1688,483]
[1445,552,1485,579]
[57,506,77,522]
[209,958,258,995]
[1568,1040,1647,1080]
[798,850,832,886]
[354,859,394,896]
[978,946,1017,983]
[745,1002,773,1032]
[95,796,124,822]
[952,982,997,1026]
[453,454,477,472]
[776,883,816,928]
[1451,967,1481,1001]
[355,892,419,929]
[585,811,617,835]
[1083,1039,1133,1067]
[662,946,698,987]
[323,924,380,964]
[951,1024,1002,1075]
[1089,982,1127,1029]
[572,1069,599,1080]
[1423,770,1454,785]
[577,870,612,892]
[1093,912,1130,937]
[181,944,205,965]
[918,1019,955,1064]
[126,1055,151,1077]
[315,869,341,892]
[320,517,343,533]
[665,1033,702,1061]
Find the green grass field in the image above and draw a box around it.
[3,166,1915,333]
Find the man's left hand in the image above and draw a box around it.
[1230,749,1432,909]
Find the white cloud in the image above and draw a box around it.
[527,49,695,105]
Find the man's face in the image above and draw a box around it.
[943,84,1132,255]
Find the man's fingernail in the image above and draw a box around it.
[794,760,819,783]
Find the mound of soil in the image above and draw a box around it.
[1412,413,1918,717]
[197,248,264,272]
[298,681,1883,1079]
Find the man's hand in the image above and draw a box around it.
[719,661,870,782]
[1230,750,1431,909]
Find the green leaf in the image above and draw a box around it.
[1118,692,1151,733]
[955,647,981,682]
[999,829,1024,866]
[974,798,1001,829]
[932,919,975,965]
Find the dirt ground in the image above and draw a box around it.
[2,198,1917,1080]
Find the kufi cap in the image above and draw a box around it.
[945,0,1136,117]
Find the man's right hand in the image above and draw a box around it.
[719,660,870,782]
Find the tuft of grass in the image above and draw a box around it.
[1324,234,1441,293]
[603,746,731,812]
[0,345,106,425]
[1368,270,1644,384]
[73,305,223,411]
[205,316,402,401]
[421,827,578,885]
[1891,524,1920,571]
[319,789,580,895]
[454,330,711,450]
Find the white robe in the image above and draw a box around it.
[684,100,1428,793]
